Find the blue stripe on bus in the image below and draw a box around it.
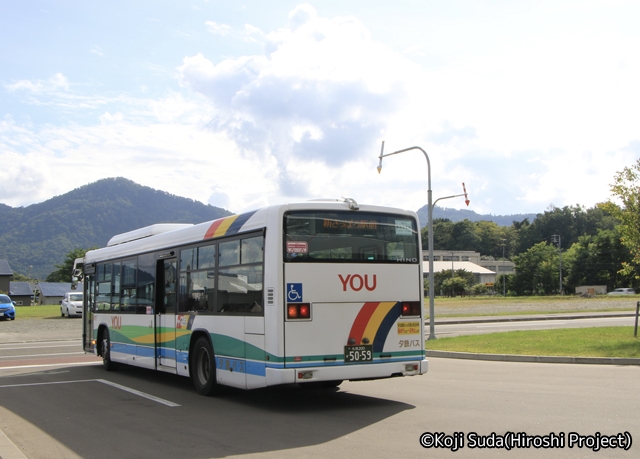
[157,347,176,360]
[373,302,402,353]
[136,346,155,358]
[283,356,423,369]
[176,350,189,364]
[215,356,266,377]
[112,344,267,377]
[245,359,267,377]
[225,210,258,235]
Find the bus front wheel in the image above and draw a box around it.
[101,329,118,371]
[191,337,219,396]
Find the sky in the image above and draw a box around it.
[1,0,639,217]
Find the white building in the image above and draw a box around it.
[422,250,516,286]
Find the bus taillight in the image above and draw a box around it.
[287,303,311,320]
[401,301,421,317]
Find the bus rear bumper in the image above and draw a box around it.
[266,359,428,386]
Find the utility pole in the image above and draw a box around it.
[501,239,506,296]
[377,141,470,339]
[450,251,455,297]
[552,235,563,294]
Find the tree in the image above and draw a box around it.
[422,218,454,250]
[563,229,636,292]
[469,283,489,296]
[46,248,94,282]
[602,158,640,279]
[441,276,469,297]
[450,220,480,251]
[494,273,514,296]
[426,269,474,296]
[512,242,560,295]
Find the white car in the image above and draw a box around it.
[61,292,83,317]
[607,288,636,295]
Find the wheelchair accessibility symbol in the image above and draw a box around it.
[287,283,303,302]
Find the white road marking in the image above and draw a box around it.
[0,361,101,370]
[0,378,180,407]
[0,352,86,359]
[0,343,81,350]
[475,321,569,328]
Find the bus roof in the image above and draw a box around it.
[83,199,418,264]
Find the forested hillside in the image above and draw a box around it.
[421,204,637,294]
[0,178,231,279]
[417,205,536,227]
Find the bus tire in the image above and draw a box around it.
[191,336,219,396]
[101,328,118,371]
[300,380,343,390]
[322,380,343,388]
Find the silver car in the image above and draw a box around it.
[61,292,83,317]
[607,288,636,295]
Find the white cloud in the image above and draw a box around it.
[90,45,104,56]
[205,21,231,36]
[5,73,70,94]
[3,2,640,218]
[178,4,424,203]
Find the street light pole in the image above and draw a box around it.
[377,142,436,340]
[552,234,563,294]
[450,251,455,297]
[377,142,470,340]
[502,239,506,296]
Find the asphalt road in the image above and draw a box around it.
[0,357,638,459]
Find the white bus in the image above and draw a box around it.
[77,198,428,395]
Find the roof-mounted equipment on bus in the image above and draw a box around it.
[307,197,359,210]
[341,197,359,210]
[107,223,194,246]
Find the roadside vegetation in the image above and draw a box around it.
[426,327,640,358]
[422,160,640,297]
[427,294,638,318]
[13,305,62,319]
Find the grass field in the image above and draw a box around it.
[426,327,640,358]
[14,305,61,319]
[427,294,638,318]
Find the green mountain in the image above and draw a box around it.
[0,177,539,279]
[416,204,536,228]
[0,178,232,280]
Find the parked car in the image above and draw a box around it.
[0,294,16,320]
[607,288,636,295]
[61,292,83,317]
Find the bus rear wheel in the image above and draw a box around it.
[191,337,219,396]
[101,329,118,371]
[300,380,343,390]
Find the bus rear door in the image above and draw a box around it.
[157,258,177,371]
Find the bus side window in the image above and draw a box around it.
[136,253,155,314]
[217,236,263,315]
[178,244,216,314]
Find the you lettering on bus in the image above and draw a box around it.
[338,274,377,292]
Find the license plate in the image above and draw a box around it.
[344,345,373,363]
[0,312,4,316]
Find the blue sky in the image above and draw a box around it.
[1,1,639,216]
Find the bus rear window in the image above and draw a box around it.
[284,211,419,263]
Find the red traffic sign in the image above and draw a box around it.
[462,182,470,206]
